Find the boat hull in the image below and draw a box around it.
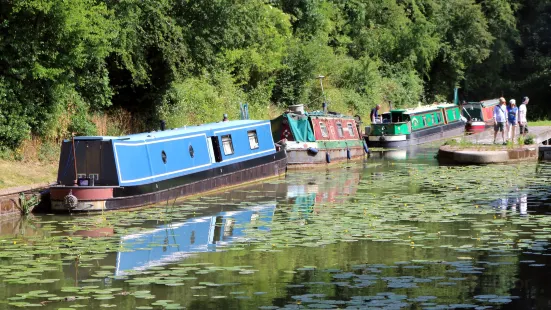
[365,121,465,148]
[465,121,491,134]
[284,140,366,168]
[50,150,287,212]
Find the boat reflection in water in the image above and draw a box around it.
[114,167,362,276]
[116,203,275,276]
[284,167,361,221]
[368,146,439,161]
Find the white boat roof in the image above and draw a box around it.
[399,103,457,115]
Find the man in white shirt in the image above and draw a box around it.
[493,97,508,144]
[519,96,529,137]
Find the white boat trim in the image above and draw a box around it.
[468,121,486,126]
[368,135,407,142]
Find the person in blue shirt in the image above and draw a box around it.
[493,97,508,144]
[507,99,519,143]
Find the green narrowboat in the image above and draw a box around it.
[365,103,465,148]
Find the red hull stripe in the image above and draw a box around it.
[50,188,114,200]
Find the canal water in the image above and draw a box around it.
[2,146,551,309]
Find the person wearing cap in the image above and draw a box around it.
[222,114,229,122]
[507,99,519,143]
[519,96,529,137]
[493,97,508,144]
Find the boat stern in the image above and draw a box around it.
[465,121,487,133]
[50,186,114,212]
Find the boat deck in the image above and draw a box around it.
[464,126,551,145]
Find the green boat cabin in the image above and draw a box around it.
[370,104,461,136]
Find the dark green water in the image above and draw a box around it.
[2,147,551,309]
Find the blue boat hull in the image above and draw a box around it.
[51,150,287,212]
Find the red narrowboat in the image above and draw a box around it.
[271,105,367,168]
[461,99,500,133]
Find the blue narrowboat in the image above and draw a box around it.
[50,120,287,212]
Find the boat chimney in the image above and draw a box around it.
[160,120,166,131]
[454,87,459,105]
[288,104,305,114]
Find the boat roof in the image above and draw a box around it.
[391,103,457,115]
[286,110,355,119]
[71,120,268,142]
[468,98,500,107]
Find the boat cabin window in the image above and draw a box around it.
[382,113,391,123]
[391,112,405,123]
[221,135,234,155]
[161,150,167,164]
[436,113,441,123]
[319,122,329,137]
[336,123,344,137]
[422,116,427,127]
[77,174,87,179]
[347,123,354,136]
[247,130,259,149]
[89,174,99,181]
[189,145,195,158]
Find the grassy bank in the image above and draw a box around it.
[529,120,551,126]
[0,160,57,189]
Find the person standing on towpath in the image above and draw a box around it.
[507,99,519,143]
[493,97,508,144]
[519,96,529,137]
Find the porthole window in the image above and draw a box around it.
[319,122,329,137]
[189,145,194,158]
[247,130,259,149]
[161,150,167,164]
[221,135,234,155]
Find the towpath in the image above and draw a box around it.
[464,126,551,145]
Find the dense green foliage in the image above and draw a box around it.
[0,0,549,149]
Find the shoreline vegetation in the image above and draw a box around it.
[2,1,551,187]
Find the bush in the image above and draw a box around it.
[158,75,242,128]
[524,135,535,145]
